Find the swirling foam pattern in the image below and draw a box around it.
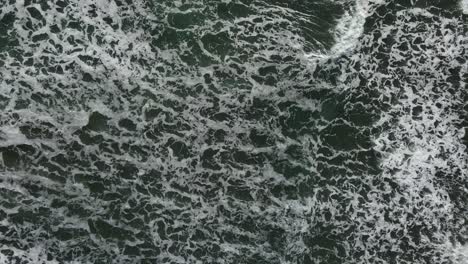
[0,0,466,263]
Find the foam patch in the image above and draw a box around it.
[0,0,466,263]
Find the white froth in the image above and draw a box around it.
[461,0,468,14]
[329,0,369,55]
[0,126,29,147]
[0,0,466,263]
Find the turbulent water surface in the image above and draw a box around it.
[0,0,467,263]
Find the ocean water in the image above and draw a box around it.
[0,0,467,263]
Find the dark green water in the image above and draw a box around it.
[0,0,467,263]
